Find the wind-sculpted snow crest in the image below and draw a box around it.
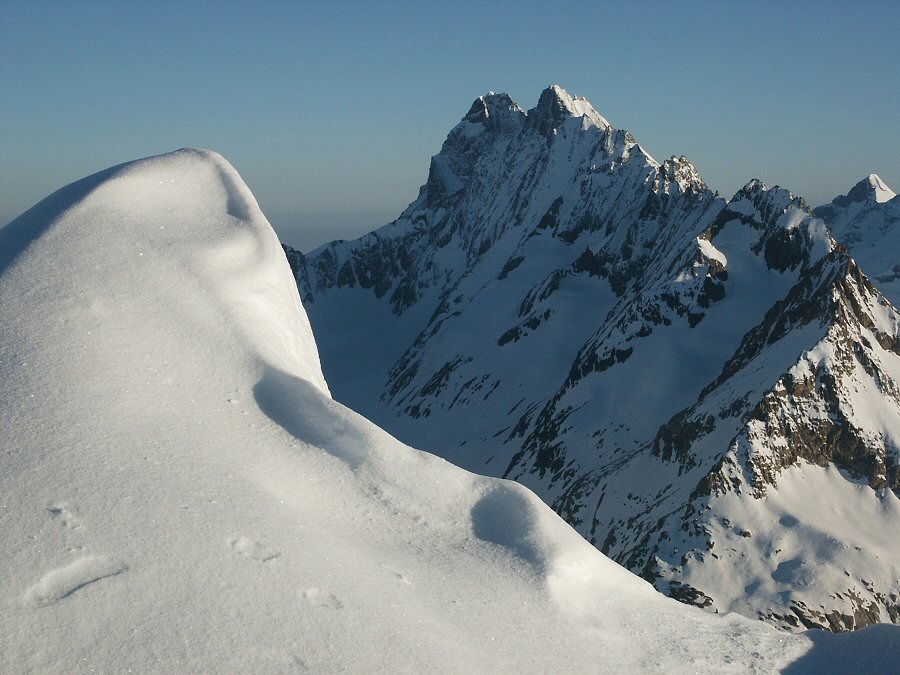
[6,148,883,671]
[2,148,329,396]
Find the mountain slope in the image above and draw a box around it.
[813,174,900,306]
[289,87,900,632]
[1,148,865,672]
[293,85,722,469]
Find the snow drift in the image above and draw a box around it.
[1,149,897,672]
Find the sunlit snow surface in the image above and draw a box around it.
[1,149,897,672]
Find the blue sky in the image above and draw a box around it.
[2,0,898,250]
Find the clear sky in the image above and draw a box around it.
[2,0,898,251]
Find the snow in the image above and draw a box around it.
[777,205,808,231]
[294,87,900,641]
[812,173,900,307]
[548,83,611,131]
[698,236,727,266]
[461,119,485,138]
[870,173,897,204]
[727,196,759,217]
[9,148,895,671]
[681,462,900,626]
[803,218,832,264]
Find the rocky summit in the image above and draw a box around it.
[286,85,900,632]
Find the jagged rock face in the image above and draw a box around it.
[286,86,900,631]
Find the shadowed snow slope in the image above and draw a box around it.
[1,149,896,672]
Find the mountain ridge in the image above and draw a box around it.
[287,85,900,631]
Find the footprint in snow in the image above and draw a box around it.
[228,536,281,563]
[378,563,412,585]
[24,555,128,607]
[47,502,81,529]
[300,586,342,609]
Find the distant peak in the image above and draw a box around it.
[527,84,611,133]
[464,92,523,125]
[829,173,897,208]
[731,179,806,218]
[655,155,706,194]
[740,179,768,194]
[867,173,896,203]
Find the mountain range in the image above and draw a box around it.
[287,85,900,632]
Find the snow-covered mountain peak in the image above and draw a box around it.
[861,173,896,204]
[741,178,767,193]
[463,91,525,134]
[527,84,612,133]
[418,93,529,209]
[288,87,900,637]
[729,179,808,220]
[867,173,896,203]
[823,173,897,210]
[715,179,834,272]
[655,155,707,195]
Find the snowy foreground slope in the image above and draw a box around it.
[290,86,900,632]
[8,150,897,672]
